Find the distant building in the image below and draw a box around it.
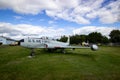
[0,36,17,45]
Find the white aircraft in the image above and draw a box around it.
[20,37,98,56]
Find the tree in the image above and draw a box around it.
[102,36,109,44]
[59,35,67,42]
[79,35,88,43]
[59,31,111,44]
[70,35,80,44]
[59,35,87,44]
[70,35,88,44]
[88,32,103,43]
[109,30,120,43]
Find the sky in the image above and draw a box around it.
[0,0,120,39]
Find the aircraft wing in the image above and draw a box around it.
[63,45,90,49]
[62,44,98,51]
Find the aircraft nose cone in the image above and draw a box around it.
[91,44,98,51]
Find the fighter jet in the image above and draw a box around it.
[20,36,98,56]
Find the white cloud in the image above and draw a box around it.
[0,0,119,24]
[14,16,23,19]
[0,22,65,39]
[48,20,56,24]
[73,26,117,37]
[86,0,120,23]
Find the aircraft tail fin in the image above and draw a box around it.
[66,36,70,45]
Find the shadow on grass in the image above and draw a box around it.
[35,49,97,61]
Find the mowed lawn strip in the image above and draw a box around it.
[0,46,120,80]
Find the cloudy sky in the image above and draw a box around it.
[0,0,120,39]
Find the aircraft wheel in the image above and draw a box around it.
[61,49,65,53]
[30,48,35,56]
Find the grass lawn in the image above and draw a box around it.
[0,45,120,80]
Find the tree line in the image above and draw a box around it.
[58,30,120,45]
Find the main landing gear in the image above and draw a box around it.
[61,48,66,53]
[28,48,35,58]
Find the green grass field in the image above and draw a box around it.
[0,46,120,80]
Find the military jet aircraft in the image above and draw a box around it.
[20,36,98,56]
